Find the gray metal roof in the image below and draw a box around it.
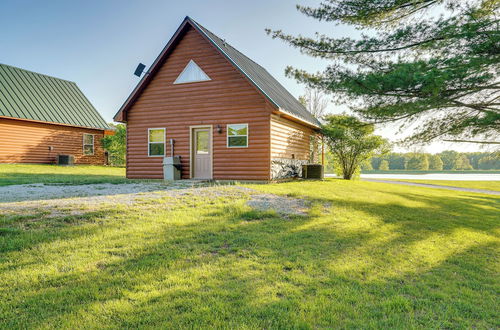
[190,18,321,127]
[0,64,109,130]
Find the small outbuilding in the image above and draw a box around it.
[114,17,322,180]
[0,64,110,165]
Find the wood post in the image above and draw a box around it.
[321,135,325,166]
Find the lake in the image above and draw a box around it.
[325,173,500,181]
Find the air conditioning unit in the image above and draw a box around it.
[57,154,75,166]
[302,164,324,179]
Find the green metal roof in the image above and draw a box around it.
[0,64,109,129]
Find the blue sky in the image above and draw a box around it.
[0,0,480,152]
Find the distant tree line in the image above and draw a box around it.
[365,151,500,171]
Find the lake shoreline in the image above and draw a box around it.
[325,173,500,181]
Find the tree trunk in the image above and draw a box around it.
[343,168,353,180]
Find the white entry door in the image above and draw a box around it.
[192,128,212,179]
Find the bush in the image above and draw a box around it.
[102,124,126,166]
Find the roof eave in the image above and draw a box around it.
[275,109,321,129]
[113,17,192,122]
[0,115,110,131]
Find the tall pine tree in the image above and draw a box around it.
[268,0,500,143]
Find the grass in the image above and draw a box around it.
[0,164,127,186]
[386,179,500,191]
[1,178,498,328]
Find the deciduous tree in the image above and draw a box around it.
[299,87,330,119]
[429,154,444,170]
[439,150,459,170]
[322,114,387,179]
[455,154,474,170]
[102,123,126,166]
[379,160,390,171]
[405,153,429,170]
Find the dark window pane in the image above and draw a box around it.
[149,143,164,156]
[228,136,247,147]
[83,134,93,145]
[84,145,94,155]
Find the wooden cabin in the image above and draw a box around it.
[0,64,110,165]
[114,17,321,180]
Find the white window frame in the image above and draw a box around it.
[148,128,166,157]
[83,133,94,156]
[226,123,249,148]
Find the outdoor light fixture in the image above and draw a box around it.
[216,124,222,133]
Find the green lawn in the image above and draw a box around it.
[1,178,498,328]
[387,179,500,191]
[0,164,126,186]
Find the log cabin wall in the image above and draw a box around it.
[270,114,317,179]
[0,117,106,165]
[125,26,272,180]
[270,114,315,160]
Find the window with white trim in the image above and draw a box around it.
[227,124,248,148]
[83,134,94,155]
[148,128,165,156]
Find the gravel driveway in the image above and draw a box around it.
[0,182,311,218]
[0,181,203,203]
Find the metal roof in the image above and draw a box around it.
[190,18,321,127]
[114,17,320,128]
[0,64,109,130]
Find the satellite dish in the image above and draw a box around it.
[134,63,146,77]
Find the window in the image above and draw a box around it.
[196,130,209,154]
[227,124,248,148]
[174,60,211,84]
[148,128,165,156]
[83,134,94,155]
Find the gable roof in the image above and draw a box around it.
[0,64,109,130]
[114,17,320,128]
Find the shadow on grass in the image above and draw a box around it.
[0,184,498,328]
[0,209,125,254]
[0,172,129,186]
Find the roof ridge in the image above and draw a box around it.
[0,63,76,84]
[187,19,266,70]
[187,18,320,127]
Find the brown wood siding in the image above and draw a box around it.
[0,117,106,164]
[125,26,271,180]
[270,114,316,160]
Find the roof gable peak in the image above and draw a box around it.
[114,17,320,127]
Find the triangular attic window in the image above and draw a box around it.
[173,60,211,84]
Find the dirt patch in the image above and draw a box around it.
[245,192,310,216]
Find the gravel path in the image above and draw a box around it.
[0,182,311,218]
[364,179,500,195]
[0,181,216,203]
